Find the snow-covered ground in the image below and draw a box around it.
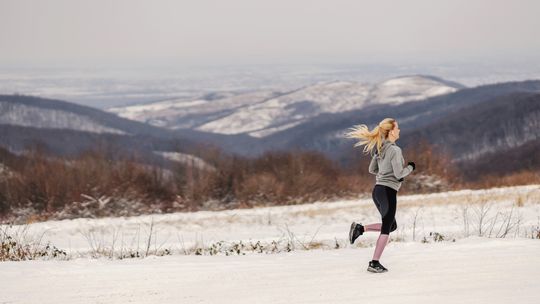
[1,184,540,303]
[2,237,539,303]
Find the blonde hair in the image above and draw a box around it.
[345,118,397,155]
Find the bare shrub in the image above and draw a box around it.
[1,135,538,223]
[0,224,67,261]
[401,139,460,194]
[472,171,540,189]
[461,197,525,238]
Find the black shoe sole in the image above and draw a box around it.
[349,222,356,244]
[367,266,388,273]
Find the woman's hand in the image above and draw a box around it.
[408,161,416,171]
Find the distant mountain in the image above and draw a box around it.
[0,101,127,135]
[0,95,172,138]
[3,78,539,180]
[108,90,280,130]
[251,80,540,178]
[0,95,238,166]
[403,92,540,179]
[106,77,540,180]
[108,75,463,138]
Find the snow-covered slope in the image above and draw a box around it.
[369,75,463,104]
[108,75,462,138]
[197,81,371,137]
[0,101,125,135]
[108,90,279,129]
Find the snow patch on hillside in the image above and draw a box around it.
[0,102,126,134]
[108,90,278,130]
[154,151,215,171]
[370,75,459,104]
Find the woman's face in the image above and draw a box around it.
[391,121,400,140]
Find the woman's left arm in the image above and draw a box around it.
[390,147,413,179]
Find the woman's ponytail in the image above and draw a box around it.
[345,118,396,155]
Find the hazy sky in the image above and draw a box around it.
[1,0,539,68]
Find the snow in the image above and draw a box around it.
[107,90,278,129]
[1,184,539,303]
[0,101,126,135]
[370,75,459,105]
[108,75,461,137]
[153,151,215,171]
[196,81,371,136]
[108,98,210,120]
[249,120,304,138]
[190,76,452,136]
[1,238,539,303]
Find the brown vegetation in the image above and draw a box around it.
[0,140,538,223]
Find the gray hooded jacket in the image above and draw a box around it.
[368,139,413,191]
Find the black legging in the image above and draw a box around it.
[372,185,397,234]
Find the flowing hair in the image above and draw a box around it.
[345,118,397,155]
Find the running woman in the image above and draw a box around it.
[345,118,415,273]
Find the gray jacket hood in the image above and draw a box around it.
[371,139,395,159]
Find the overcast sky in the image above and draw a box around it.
[1,0,539,68]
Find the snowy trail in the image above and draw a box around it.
[2,237,539,304]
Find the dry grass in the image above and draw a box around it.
[156,185,540,230]
[397,186,540,208]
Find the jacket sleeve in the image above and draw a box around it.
[389,147,413,179]
[368,154,378,175]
